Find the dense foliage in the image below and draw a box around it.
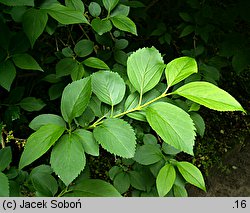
[0,0,248,197]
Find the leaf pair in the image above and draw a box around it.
[156,162,206,197]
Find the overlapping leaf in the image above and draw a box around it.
[173,81,245,111]
[127,47,164,95]
[146,102,196,155]
[93,118,136,158]
[50,134,86,186]
[61,77,91,123]
[19,124,65,170]
[91,71,125,106]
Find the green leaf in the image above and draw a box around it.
[49,83,65,100]
[91,71,126,106]
[93,118,136,158]
[91,18,112,35]
[32,174,58,196]
[128,171,146,191]
[109,166,123,181]
[190,112,205,137]
[113,172,130,194]
[74,39,94,57]
[73,129,99,156]
[111,15,137,35]
[89,2,101,17]
[134,144,163,165]
[30,167,58,196]
[173,185,188,197]
[0,0,34,6]
[173,82,245,112]
[176,161,206,191]
[12,53,43,71]
[71,63,85,81]
[103,0,119,13]
[0,60,16,91]
[0,147,12,172]
[43,3,89,25]
[114,50,128,66]
[146,102,196,155]
[61,77,92,123]
[65,0,85,13]
[29,114,66,131]
[67,179,121,197]
[19,97,46,112]
[115,39,129,49]
[127,47,164,95]
[19,124,65,170]
[22,8,48,47]
[0,172,9,197]
[83,57,109,69]
[56,58,78,77]
[162,143,181,155]
[156,164,176,197]
[50,134,86,186]
[165,56,198,87]
[110,4,130,17]
[179,25,194,38]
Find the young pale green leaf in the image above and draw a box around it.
[156,164,176,197]
[88,2,101,17]
[83,57,109,69]
[173,81,245,112]
[12,54,43,71]
[43,3,89,25]
[111,15,137,35]
[176,161,206,191]
[73,129,99,156]
[102,0,119,13]
[19,97,46,112]
[50,134,86,186]
[127,47,164,95]
[91,18,112,35]
[22,8,48,47]
[0,172,9,197]
[19,124,65,170]
[0,0,34,6]
[165,56,197,87]
[67,179,121,197]
[74,39,94,57]
[0,147,12,172]
[91,71,126,106]
[93,118,136,158]
[133,144,163,165]
[190,112,205,137]
[113,172,130,194]
[61,77,92,123]
[0,60,16,91]
[56,58,78,77]
[146,102,196,155]
[29,114,66,131]
[65,0,85,13]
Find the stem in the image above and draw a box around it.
[87,115,107,129]
[78,24,91,40]
[58,187,71,197]
[111,105,114,117]
[87,87,171,129]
